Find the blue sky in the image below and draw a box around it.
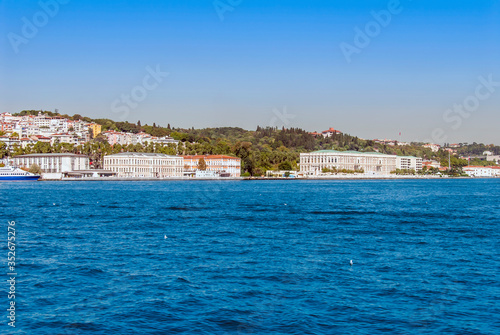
[1,0,499,144]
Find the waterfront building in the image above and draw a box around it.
[183,155,241,177]
[103,152,183,178]
[462,166,495,177]
[62,169,117,179]
[12,153,90,179]
[300,150,398,175]
[491,166,500,177]
[396,156,423,171]
[300,150,422,175]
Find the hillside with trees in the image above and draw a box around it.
[5,110,497,175]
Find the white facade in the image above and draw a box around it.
[103,152,183,178]
[462,166,493,177]
[300,150,398,175]
[183,155,241,177]
[0,136,21,150]
[396,156,423,171]
[423,144,441,152]
[485,154,500,164]
[12,153,89,174]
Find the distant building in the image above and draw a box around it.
[422,160,441,169]
[0,136,20,150]
[300,150,422,175]
[463,166,493,177]
[396,156,423,171]
[101,130,130,146]
[485,152,500,164]
[321,128,342,137]
[103,152,183,178]
[491,166,500,177]
[12,153,89,179]
[89,123,102,138]
[423,143,441,152]
[183,155,241,177]
[300,150,397,175]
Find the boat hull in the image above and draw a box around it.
[0,175,40,181]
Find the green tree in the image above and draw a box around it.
[197,157,207,170]
[0,142,8,158]
[29,164,42,175]
[278,161,292,170]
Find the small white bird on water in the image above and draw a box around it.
[350,260,353,266]
[164,235,168,239]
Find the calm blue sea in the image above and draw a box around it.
[2,180,500,334]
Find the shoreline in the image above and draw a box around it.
[33,175,499,181]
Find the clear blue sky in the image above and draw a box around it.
[1,0,499,144]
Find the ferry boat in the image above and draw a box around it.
[0,165,40,181]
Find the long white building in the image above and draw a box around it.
[12,153,90,179]
[300,150,422,175]
[462,166,498,177]
[103,152,183,178]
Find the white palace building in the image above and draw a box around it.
[104,152,183,178]
[300,150,422,175]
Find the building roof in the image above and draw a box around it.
[183,155,240,160]
[303,150,420,159]
[105,152,180,158]
[463,166,493,169]
[308,150,390,156]
[322,128,341,133]
[14,153,88,158]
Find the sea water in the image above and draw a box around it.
[2,179,499,334]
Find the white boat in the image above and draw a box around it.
[0,165,40,181]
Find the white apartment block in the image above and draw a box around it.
[103,152,183,178]
[396,156,423,171]
[300,150,399,175]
